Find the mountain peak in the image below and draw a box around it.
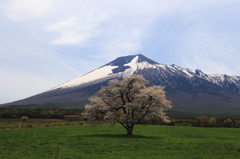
[103,54,159,74]
[105,54,159,67]
[49,54,160,90]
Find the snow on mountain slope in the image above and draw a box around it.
[207,74,240,92]
[49,54,240,94]
[50,55,160,91]
[122,56,161,78]
[51,65,119,90]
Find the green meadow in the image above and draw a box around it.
[0,124,240,159]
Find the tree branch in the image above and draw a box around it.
[136,106,150,123]
[118,121,127,129]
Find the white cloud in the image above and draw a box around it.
[96,27,144,60]
[46,9,106,45]
[180,31,240,75]
[1,0,50,21]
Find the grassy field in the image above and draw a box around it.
[0,119,83,130]
[0,124,240,159]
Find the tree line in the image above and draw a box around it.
[0,108,83,119]
[165,116,240,128]
[0,108,239,128]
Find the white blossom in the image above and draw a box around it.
[82,75,172,135]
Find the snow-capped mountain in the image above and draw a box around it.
[49,54,240,94]
[49,54,160,90]
[2,54,240,112]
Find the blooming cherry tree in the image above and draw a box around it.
[82,75,172,135]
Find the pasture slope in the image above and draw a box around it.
[0,124,240,159]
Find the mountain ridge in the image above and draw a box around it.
[1,54,240,116]
[47,54,240,93]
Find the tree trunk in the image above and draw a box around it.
[127,127,133,135]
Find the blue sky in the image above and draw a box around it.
[0,0,240,104]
